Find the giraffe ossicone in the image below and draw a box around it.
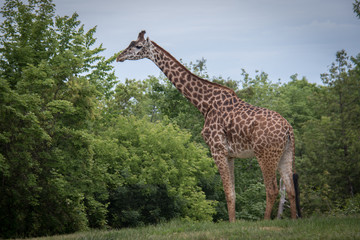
[117,30,301,221]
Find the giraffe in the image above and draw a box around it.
[116,30,301,221]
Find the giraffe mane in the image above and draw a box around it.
[150,41,237,96]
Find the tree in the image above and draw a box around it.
[99,116,217,226]
[354,0,360,19]
[238,69,281,110]
[104,78,148,118]
[297,50,360,216]
[320,50,360,197]
[146,75,205,143]
[0,0,116,237]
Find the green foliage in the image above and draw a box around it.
[342,194,360,215]
[234,159,266,221]
[106,78,148,117]
[0,0,115,237]
[108,184,182,228]
[237,182,266,220]
[238,69,281,110]
[100,116,217,225]
[146,75,205,144]
[354,0,360,19]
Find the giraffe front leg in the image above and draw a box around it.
[202,121,235,222]
[213,153,236,223]
[228,157,236,199]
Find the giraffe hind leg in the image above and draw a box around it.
[257,154,279,220]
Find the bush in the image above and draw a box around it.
[100,116,217,224]
[237,182,266,220]
[340,194,360,215]
[108,184,183,227]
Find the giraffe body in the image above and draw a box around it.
[117,31,301,221]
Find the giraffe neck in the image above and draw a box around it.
[148,41,237,115]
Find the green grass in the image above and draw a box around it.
[16,215,360,240]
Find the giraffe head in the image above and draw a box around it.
[116,30,152,62]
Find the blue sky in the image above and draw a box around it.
[55,0,360,85]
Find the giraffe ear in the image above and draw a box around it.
[137,30,146,41]
[146,37,150,44]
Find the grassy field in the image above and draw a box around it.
[16,215,360,240]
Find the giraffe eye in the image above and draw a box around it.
[135,45,142,49]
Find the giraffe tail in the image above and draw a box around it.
[293,173,302,218]
[287,124,301,218]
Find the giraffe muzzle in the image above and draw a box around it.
[116,55,125,62]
